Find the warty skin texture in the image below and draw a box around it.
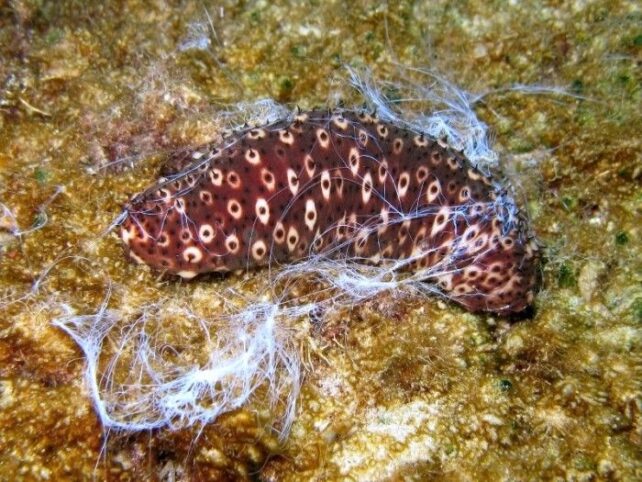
[120,110,540,315]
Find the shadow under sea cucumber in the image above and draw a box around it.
[120,109,540,315]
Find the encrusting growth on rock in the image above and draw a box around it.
[120,110,540,315]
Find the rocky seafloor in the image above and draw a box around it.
[0,1,640,480]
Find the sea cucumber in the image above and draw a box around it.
[120,110,540,315]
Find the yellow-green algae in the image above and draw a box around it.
[1,0,641,480]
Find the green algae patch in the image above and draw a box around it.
[1,0,642,480]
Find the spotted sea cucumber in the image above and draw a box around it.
[120,110,540,315]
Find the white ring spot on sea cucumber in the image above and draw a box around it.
[358,129,369,147]
[468,232,488,254]
[398,219,411,245]
[336,213,347,240]
[354,231,368,254]
[225,234,240,253]
[416,166,429,183]
[381,244,393,257]
[209,169,223,186]
[121,226,135,245]
[245,148,261,165]
[247,128,266,140]
[183,246,203,264]
[500,236,515,251]
[487,262,505,277]
[304,154,316,178]
[426,178,441,203]
[226,171,241,189]
[430,206,450,238]
[312,229,324,251]
[287,168,299,195]
[348,147,360,175]
[251,240,267,261]
[335,174,344,197]
[177,270,197,279]
[199,190,213,205]
[378,206,389,234]
[227,199,243,219]
[467,168,482,181]
[255,198,270,225]
[464,265,482,280]
[158,188,172,204]
[413,226,427,247]
[295,112,309,123]
[378,160,388,184]
[393,138,404,155]
[287,226,299,252]
[437,273,453,291]
[447,156,460,171]
[332,115,348,130]
[358,112,373,123]
[290,120,305,134]
[199,224,215,243]
[304,199,317,231]
[492,218,502,234]
[179,228,192,243]
[362,171,373,204]
[376,124,388,138]
[459,186,471,203]
[261,168,276,192]
[156,232,170,247]
[316,128,330,148]
[453,283,474,295]
[273,222,286,244]
[279,129,294,145]
[414,134,428,147]
[174,197,186,214]
[397,172,410,198]
[185,174,197,187]
[320,170,331,200]
[460,224,479,250]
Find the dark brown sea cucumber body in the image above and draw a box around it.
[120,110,540,315]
